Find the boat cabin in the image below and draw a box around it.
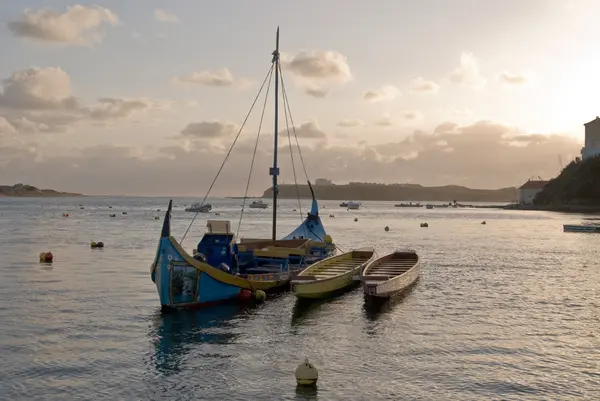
[195,220,236,269]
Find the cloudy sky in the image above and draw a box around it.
[0,0,598,196]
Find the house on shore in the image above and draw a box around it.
[582,117,600,160]
[518,180,549,204]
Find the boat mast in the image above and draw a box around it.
[270,27,280,241]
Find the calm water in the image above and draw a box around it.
[1,197,600,400]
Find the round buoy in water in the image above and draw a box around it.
[96,242,104,248]
[384,226,389,232]
[239,289,252,301]
[254,290,266,302]
[39,251,53,263]
[354,217,358,222]
[91,241,97,248]
[324,235,333,244]
[420,222,428,228]
[295,358,318,387]
[481,221,486,225]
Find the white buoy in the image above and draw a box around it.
[295,358,318,387]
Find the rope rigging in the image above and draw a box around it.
[278,64,311,185]
[178,52,345,255]
[278,64,346,254]
[236,65,274,239]
[180,64,275,243]
[279,67,304,223]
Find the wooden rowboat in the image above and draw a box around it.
[291,248,374,299]
[362,250,420,298]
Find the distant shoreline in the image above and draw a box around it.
[0,184,83,197]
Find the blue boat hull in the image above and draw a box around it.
[563,224,600,233]
[152,236,253,309]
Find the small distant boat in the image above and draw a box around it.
[248,200,269,209]
[339,201,349,207]
[394,202,422,208]
[185,203,212,213]
[362,250,420,298]
[346,201,361,210]
[563,222,600,233]
[291,248,375,299]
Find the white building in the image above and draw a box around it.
[581,117,600,160]
[518,180,549,205]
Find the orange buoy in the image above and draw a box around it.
[39,251,53,263]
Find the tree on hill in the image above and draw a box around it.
[533,155,600,206]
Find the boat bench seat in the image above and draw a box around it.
[362,275,392,280]
[293,275,318,281]
[246,265,283,273]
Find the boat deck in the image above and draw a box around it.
[364,257,416,280]
[309,257,370,280]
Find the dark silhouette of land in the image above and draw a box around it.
[533,155,600,211]
[262,182,517,202]
[0,183,82,197]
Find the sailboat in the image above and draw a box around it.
[150,28,335,310]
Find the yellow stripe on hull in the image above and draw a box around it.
[168,236,289,291]
[292,272,356,298]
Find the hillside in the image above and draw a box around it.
[262,182,516,202]
[533,156,600,207]
[0,183,83,197]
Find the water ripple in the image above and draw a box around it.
[1,197,600,400]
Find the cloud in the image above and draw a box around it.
[282,50,351,96]
[0,67,79,110]
[337,119,363,128]
[173,68,234,86]
[399,110,422,124]
[304,85,328,98]
[0,67,168,133]
[278,121,326,139]
[0,120,581,196]
[180,121,239,139]
[409,77,440,94]
[173,68,255,89]
[154,9,180,23]
[363,85,400,103]
[7,4,119,46]
[449,52,486,88]
[0,117,16,136]
[498,71,527,85]
[87,98,155,120]
[374,113,393,127]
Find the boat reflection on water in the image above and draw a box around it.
[149,304,253,376]
[362,279,420,322]
[290,298,331,326]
